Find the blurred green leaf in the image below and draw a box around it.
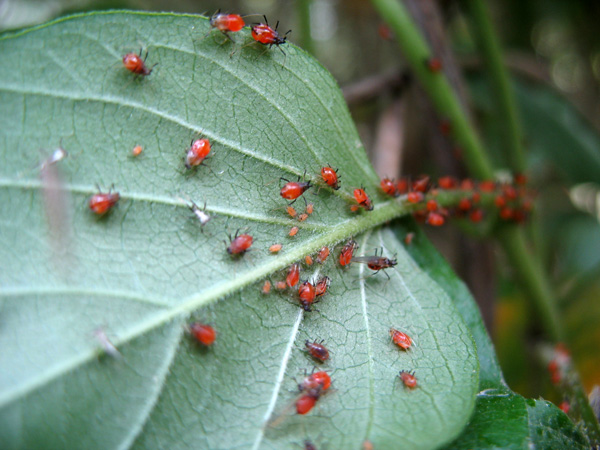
[0,12,479,449]
[469,74,600,184]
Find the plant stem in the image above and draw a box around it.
[296,0,315,55]
[462,0,526,172]
[370,0,494,180]
[496,227,562,340]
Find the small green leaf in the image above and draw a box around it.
[0,12,478,449]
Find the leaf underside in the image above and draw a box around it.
[0,12,479,449]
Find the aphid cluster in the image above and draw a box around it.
[380,174,535,228]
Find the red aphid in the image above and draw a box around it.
[499,207,514,221]
[479,180,496,192]
[514,173,528,186]
[298,280,316,311]
[470,209,484,223]
[227,232,253,255]
[353,188,374,211]
[185,138,211,169]
[406,191,424,204]
[398,370,417,389]
[251,16,291,53]
[438,176,457,190]
[296,392,318,415]
[317,246,330,264]
[210,12,245,34]
[390,328,412,350]
[560,401,570,414]
[321,166,340,190]
[426,57,443,73]
[378,23,393,41]
[412,176,430,193]
[458,198,472,212]
[380,178,397,196]
[397,178,409,194]
[286,263,300,288]
[439,119,452,136]
[122,49,156,76]
[426,199,438,211]
[300,371,331,392]
[461,179,475,191]
[495,195,506,208]
[305,340,330,363]
[280,180,312,201]
[339,239,358,266]
[190,323,216,346]
[503,184,518,200]
[315,276,330,297]
[89,187,120,215]
[427,212,445,226]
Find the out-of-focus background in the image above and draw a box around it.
[4,0,600,403]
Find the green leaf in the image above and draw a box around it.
[0,12,478,449]
[469,74,600,184]
[394,220,590,449]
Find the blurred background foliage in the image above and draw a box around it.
[4,0,600,406]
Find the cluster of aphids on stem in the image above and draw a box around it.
[379,173,534,227]
[546,343,573,414]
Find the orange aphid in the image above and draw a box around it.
[269,243,283,253]
[132,145,143,157]
[297,213,309,222]
[289,226,299,237]
[404,232,415,245]
[262,280,272,294]
[275,281,287,290]
[305,255,313,265]
[287,205,297,218]
[305,203,314,215]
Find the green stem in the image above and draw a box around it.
[497,227,563,340]
[296,0,315,55]
[463,0,526,172]
[370,0,494,180]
